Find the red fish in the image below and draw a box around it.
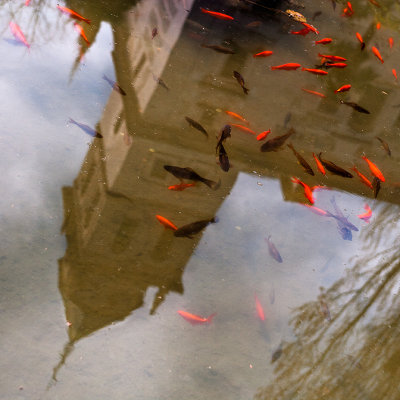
[358,204,372,222]
[291,177,314,204]
[74,23,90,45]
[232,124,256,135]
[350,166,373,189]
[253,50,273,57]
[334,84,351,93]
[57,5,91,24]
[290,28,311,36]
[343,2,354,17]
[9,22,30,49]
[388,37,394,49]
[257,130,271,141]
[271,63,301,70]
[315,38,332,45]
[302,88,326,98]
[25,0,31,5]
[200,8,234,21]
[326,63,347,68]
[313,152,326,175]
[302,22,319,34]
[362,155,385,181]
[168,183,196,191]
[372,46,384,63]
[393,69,398,80]
[302,204,328,216]
[178,310,216,325]
[376,22,381,30]
[356,32,365,50]
[369,0,380,6]
[255,294,265,321]
[156,215,178,230]
[225,111,249,125]
[302,68,328,75]
[318,53,347,61]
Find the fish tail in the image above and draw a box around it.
[243,87,250,95]
[206,313,217,323]
[67,117,76,125]
[301,67,306,71]
[202,178,221,190]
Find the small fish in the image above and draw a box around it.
[225,111,248,125]
[284,112,292,127]
[266,236,283,263]
[152,73,169,90]
[340,100,370,114]
[103,75,126,95]
[218,143,230,172]
[287,144,314,175]
[291,177,314,204]
[164,165,220,189]
[156,215,178,230]
[57,5,90,24]
[368,0,381,6]
[257,130,271,141]
[342,1,354,17]
[246,21,262,28]
[68,118,102,138]
[376,22,381,30]
[376,137,391,156]
[302,22,319,34]
[312,11,322,21]
[200,8,234,21]
[302,204,329,216]
[358,204,372,222]
[271,63,301,71]
[326,63,347,68]
[356,32,365,50]
[271,344,283,362]
[315,38,332,45]
[302,88,326,98]
[178,310,216,325]
[253,50,273,58]
[328,197,359,232]
[312,153,326,175]
[290,28,312,36]
[255,294,265,321]
[9,22,30,49]
[74,23,90,45]
[331,0,337,11]
[200,44,235,54]
[319,299,331,321]
[286,9,307,23]
[361,155,385,181]
[151,27,158,39]
[328,198,353,240]
[318,153,353,177]
[302,68,328,75]
[372,46,384,63]
[25,0,31,5]
[388,37,394,49]
[216,124,232,150]
[174,217,218,238]
[233,71,249,95]
[231,124,256,135]
[168,183,196,191]
[350,166,373,189]
[392,69,398,81]
[261,128,295,152]
[185,117,208,138]
[318,53,347,62]
[372,177,381,198]
[335,84,351,93]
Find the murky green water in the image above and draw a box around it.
[1,0,400,399]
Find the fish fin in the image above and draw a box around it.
[206,313,217,323]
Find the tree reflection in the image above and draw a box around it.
[255,204,400,400]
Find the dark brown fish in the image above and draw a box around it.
[287,143,314,176]
[216,124,231,152]
[376,136,391,156]
[185,117,208,138]
[151,27,158,39]
[312,11,322,20]
[174,217,218,238]
[271,344,283,363]
[266,236,283,263]
[340,100,370,114]
[233,70,249,94]
[318,153,353,178]
[164,165,220,189]
[103,75,126,96]
[331,0,336,11]
[218,143,230,172]
[372,176,381,198]
[152,73,169,90]
[200,44,235,54]
[260,128,295,152]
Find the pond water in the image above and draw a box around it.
[1,0,400,399]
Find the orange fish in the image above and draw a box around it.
[318,53,347,61]
[369,0,380,6]
[392,69,398,80]
[302,88,326,98]
[312,152,326,175]
[356,32,365,50]
[9,22,30,49]
[74,23,90,45]
[326,63,347,68]
[388,37,394,49]
[256,129,271,141]
[343,2,354,16]
[168,183,196,191]
[156,215,178,230]
[334,84,351,93]
[255,294,265,321]
[361,155,385,182]
[291,177,314,204]
[225,111,249,125]
[358,204,372,222]
[350,166,373,189]
[302,204,328,216]
[200,8,234,21]
[372,46,384,63]
[376,21,381,30]
[231,124,256,135]
[290,28,311,36]
[178,310,216,325]
[57,5,91,24]
[253,50,273,57]
[271,63,301,70]
[302,67,328,75]
[25,0,31,5]
[302,22,319,34]
[315,38,332,45]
